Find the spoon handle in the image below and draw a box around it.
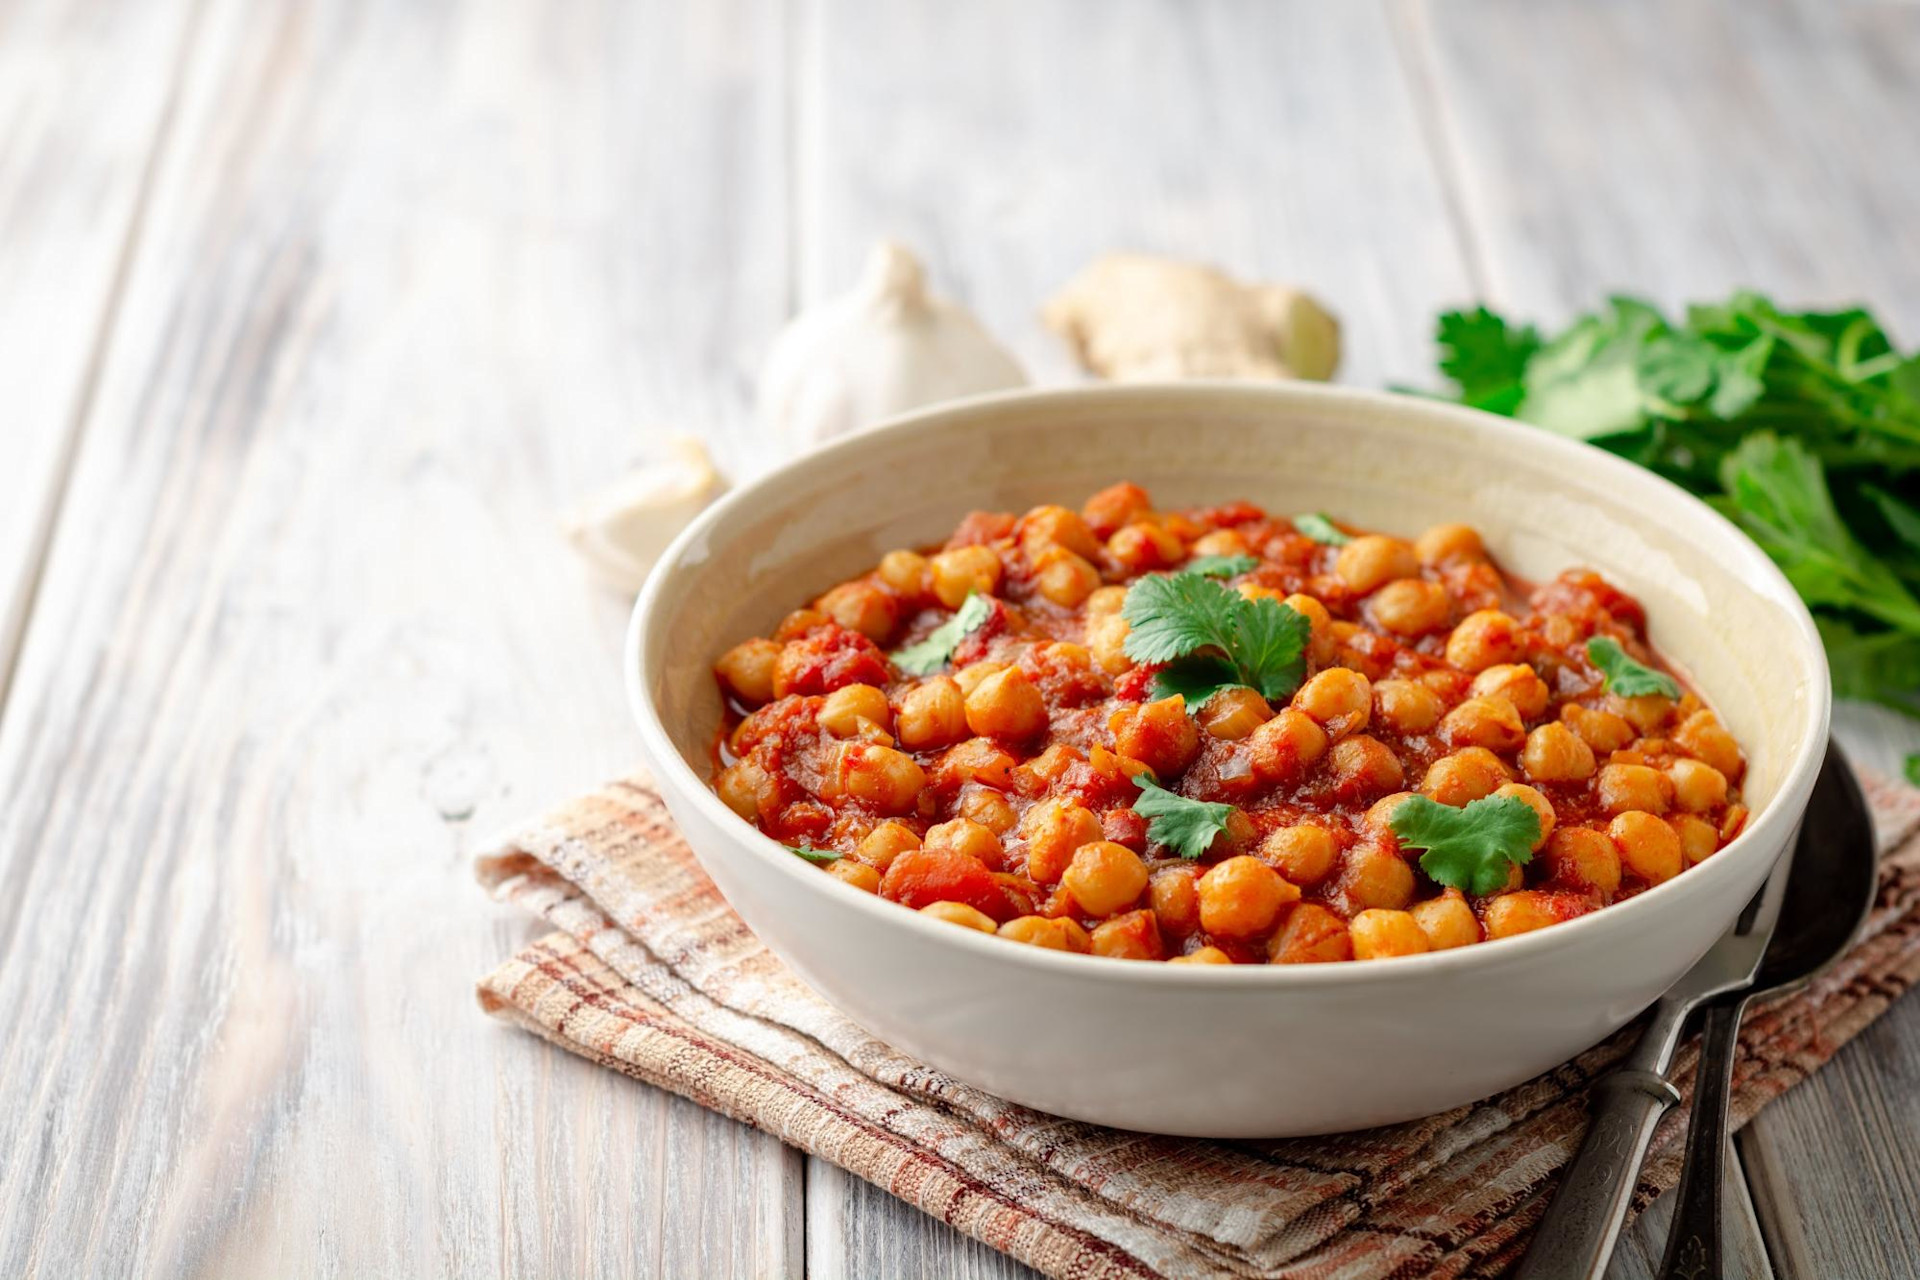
[1658,993,1752,1280]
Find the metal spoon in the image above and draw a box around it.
[1657,745,1878,1280]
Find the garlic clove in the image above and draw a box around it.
[1043,253,1340,382]
[559,435,727,593]
[758,241,1027,450]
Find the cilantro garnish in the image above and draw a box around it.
[1185,553,1260,579]
[1131,774,1238,860]
[1292,513,1352,546]
[892,593,993,675]
[786,844,839,865]
[1390,794,1541,896]
[1586,636,1682,699]
[1121,570,1311,706]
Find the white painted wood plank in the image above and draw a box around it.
[0,0,202,701]
[1413,2,1920,1275]
[0,1,799,1276]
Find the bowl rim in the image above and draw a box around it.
[626,380,1832,988]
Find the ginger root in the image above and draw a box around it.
[1043,254,1340,382]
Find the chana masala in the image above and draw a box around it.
[709,483,1749,964]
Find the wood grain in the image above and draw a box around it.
[0,0,799,1275]
[1411,1,1920,1276]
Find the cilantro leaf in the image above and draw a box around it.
[1390,794,1540,896]
[786,844,839,865]
[1585,636,1682,699]
[1292,513,1352,546]
[1185,553,1259,578]
[1131,774,1238,860]
[1121,570,1312,704]
[1906,753,1920,789]
[1437,306,1539,413]
[892,593,993,675]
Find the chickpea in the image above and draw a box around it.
[1091,910,1165,961]
[1169,945,1234,965]
[953,660,1007,697]
[1197,856,1299,938]
[1111,695,1201,778]
[1085,585,1129,616]
[1196,686,1272,740]
[1610,812,1682,884]
[1259,824,1339,886]
[1224,714,1307,791]
[1598,763,1673,816]
[920,901,998,933]
[1190,528,1251,558]
[819,684,892,737]
[963,666,1049,741]
[1610,693,1676,736]
[1667,758,1729,813]
[856,821,921,870]
[716,759,776,822]
[1470,664,1550,720]
[928,546,1002,609]
[1674,710,1744,780]
[1672,813,1719,865]
[1542,826,1622,897]
[1439,696,1526,753]
[1410,890,1482,950]
[1563,703,1634,753]
[1444,610,1523,673]
[1419,747,1511,806]
[1020,798,1103,885]
[1033,546,1102,607]
[1085,613,1133,674]
[1414,522,1486,568]
[1108,522,1185,574]
[958,787,1018,834]
[895,677,968,749]
[818,582,899,643]
[1268,902,1353,963]
[1340,841,1416,910]
[1334,535,1419,594]
[1329,735,1405,801]
[1350,909,1431,960]
[774,607,828,640]
[1372,679,1445,734]
[1363,791,1417,837]
[1082,481,1153,538]
[1293,668,1372,739]
[837,743,927,813]
[1484,891,1565,939]
[714,639,781,706]
[924,820,1003,869]
[1487,781,1556,851]
[827,859,881,893]
[998,915,1091,952]
[1371,578,1452,636]
[1520,722,1596,783]
[1017,503,1101,562]
[877,549,928,597]
[1062,841,1150,917]
[1149,866,1202,936]
[1280,593,1337,665]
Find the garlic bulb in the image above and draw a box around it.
[1044,253,1341,382]
[560,435,727,592]
[759,241,1027,449]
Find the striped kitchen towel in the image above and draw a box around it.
[475,771,1920,1279]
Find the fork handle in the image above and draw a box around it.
[1658,994,1751,1280]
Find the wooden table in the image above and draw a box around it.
[2,1,1916,1275]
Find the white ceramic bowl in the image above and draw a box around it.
[627,383,1829,1137]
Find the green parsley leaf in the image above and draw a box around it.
[1436,306,1539,413]
[1905,753,1920,789]
[1390,794,1541,896]
[1131,774,1238,860]
[1586,636,1682,700]
[891,592,993,676]
[1121,570,1312,703]
[786,844,839,865]
[1185,553,1260,578]
[1292,513,1352,545]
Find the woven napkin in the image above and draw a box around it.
[475,770,1920,1280]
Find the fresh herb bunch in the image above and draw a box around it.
[1433,292,1920,719]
